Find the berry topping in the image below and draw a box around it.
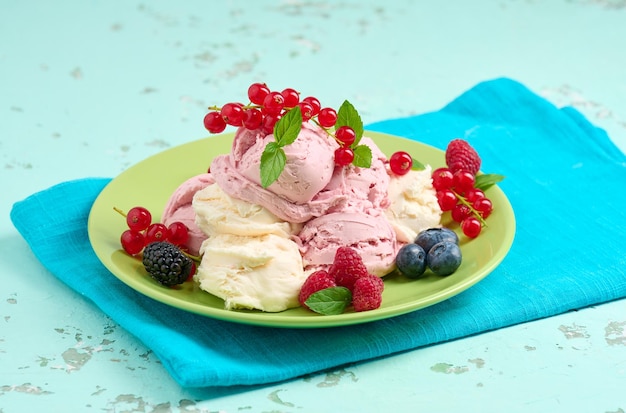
[220,102,245,127]
[389,151,413,176]
[414,227,459,254]
[431,136,504,239]
[461,217,482,238]
[334,147,355,166]
[298,270,336,309]
[120,229,145,256]
[352,274,384,312]
[125,206,152,232]
[280,88,300,108]
[328,246,369,291]
[203,112,227,134]
[335,125,356,147]
[445,138,481,175]
[395,243,427,279]
[142,242,194,286]
[317,107,337,128]
[145,223,168,244]
[203,83,376,187]
[395,227,462,279]
[247,82,270,105]
[114,206,191,256]
[426,241,462,276]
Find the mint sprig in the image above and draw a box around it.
[259,99,373,187]
[336,100,364,145]
[305,286,352,315]
[411,158,426,171]
[260,107,303,188]
[475,173,505,191]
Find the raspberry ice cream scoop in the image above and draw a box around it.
[315,137,391,215]
[296,211,398,277]
[211,123,339,223]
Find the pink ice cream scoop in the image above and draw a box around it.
[314,137,391,215]
[296,211,398,277]
[161,173,214,255]
[211,123,340,222]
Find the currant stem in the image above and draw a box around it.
[451,190,488,227]
[113,206,127,218]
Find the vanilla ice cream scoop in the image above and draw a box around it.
[385,166,442,243]
[192,183,302,238]
[195,233,306,312]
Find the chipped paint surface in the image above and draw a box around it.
[2,1,626,412]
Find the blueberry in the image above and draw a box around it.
[426,241,462,276]
[395,243,427,279]
[415,227,459,253]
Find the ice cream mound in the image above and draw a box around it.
[162,83,441,312]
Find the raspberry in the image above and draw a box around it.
[352,274,384,312]
[445,139,481,175]
[328,247,369,291]
[142,242,194,286]
[298,270,336,308]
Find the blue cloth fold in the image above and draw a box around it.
[10,78,626,388]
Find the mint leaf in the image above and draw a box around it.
[351,144,372,168]
[475,173,505,191]
[411,158,426,171]
[336,100,364,144]
[274,106,302,146]
[260,142,286,188]
[305,286,352,315]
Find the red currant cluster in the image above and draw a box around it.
[115,206,190,255]
[202,82,367,168]
[432,168,493,238]
[203,82,339,136]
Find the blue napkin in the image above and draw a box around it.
[11,78,626,388]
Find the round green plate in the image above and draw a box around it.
[88,131,515,328]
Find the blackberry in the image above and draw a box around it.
[142,241,193,286]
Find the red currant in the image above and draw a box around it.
[281,88,300,108]
[465,188,485,203]
[298,101,314,121]
[263,91,285,115]
[432,168,454,191]
[203,111,227,134]
[473,197,493,218]
[120,230,145,255]
[461,217,482,238]
[318,107,337,128]
[334,147,354,166]
[248,82,270,105]
[335,126,356,146]
[167,222,189,246]
[437,189,457,211]
[451,204,472,223]
[389,151,413,176]
[242,108,263,130]
[220,102,244,126]
[452,170,475,193]
[262,113,282,134]
[303,96,321,116]
[145,223,168,244]
[126,206,152,231]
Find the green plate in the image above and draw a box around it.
[88,131,515,328]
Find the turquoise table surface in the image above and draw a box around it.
[2,1,626,412]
